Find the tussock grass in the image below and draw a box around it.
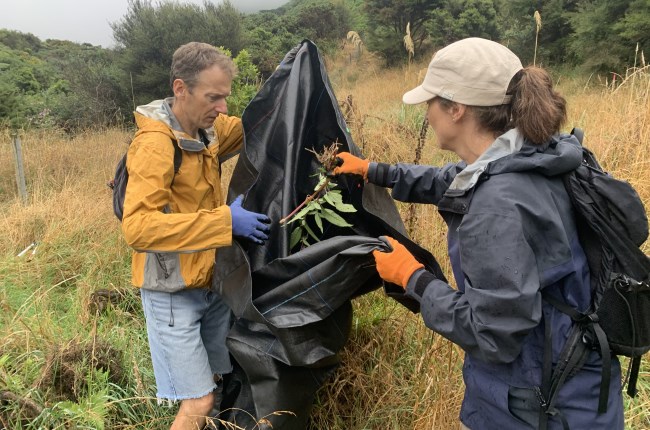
[310,294,464,429]
[0,61,648,428]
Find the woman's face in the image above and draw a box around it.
[426,97,458,152]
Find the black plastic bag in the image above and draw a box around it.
[213,40,445,429]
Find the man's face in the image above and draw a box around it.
[176,64,232,131]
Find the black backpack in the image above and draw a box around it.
[538,128,650,429]
[108,138,182,221]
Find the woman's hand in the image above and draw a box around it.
[372,236,424,288]
[332,152,370,178]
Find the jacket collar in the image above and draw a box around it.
[446,128,524,196]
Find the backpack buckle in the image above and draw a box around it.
[612,273,647,291]
[587,312,599,323]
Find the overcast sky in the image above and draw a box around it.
[0,0,289,48]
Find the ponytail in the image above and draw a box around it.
[509,67,567,145]
[467,66,567,145]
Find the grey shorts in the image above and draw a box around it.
[140,287,233,402]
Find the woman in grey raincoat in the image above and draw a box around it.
[334,38,624,430]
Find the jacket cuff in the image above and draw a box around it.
[367,162,394,188]
[405,269,437,300]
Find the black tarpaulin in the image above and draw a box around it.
[212,40,446,429]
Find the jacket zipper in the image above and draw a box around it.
[155,253,170,279]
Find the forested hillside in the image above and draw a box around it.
[1,0,647,131]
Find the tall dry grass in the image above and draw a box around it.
[567,66,650,218]
[0,58,648,428]
[0,128,129,251]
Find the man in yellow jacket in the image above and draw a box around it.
[121,42,270,430]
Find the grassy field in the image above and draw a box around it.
[0,54,648,429]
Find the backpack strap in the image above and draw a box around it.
[542,291,612,414]
[172,139,182,171]
[627,356,641,397]
[171,138,182,183]
[570,127,584,145]
[160,139,183,216]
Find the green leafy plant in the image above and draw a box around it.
[52,370,110,430]
[280,143,357,249]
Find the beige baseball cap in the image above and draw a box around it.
[403,38,523,106]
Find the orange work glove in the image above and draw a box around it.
[332,152,370,179]
[372,236,424,289]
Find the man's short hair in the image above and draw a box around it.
[170,42,237,90]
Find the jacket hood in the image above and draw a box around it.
[491,133,583,177]
[448,129,583,193]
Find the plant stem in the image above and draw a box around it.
[279,177,331,225]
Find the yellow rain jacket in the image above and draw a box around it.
[122,98,242,291]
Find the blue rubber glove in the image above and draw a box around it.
[229,195,271,244]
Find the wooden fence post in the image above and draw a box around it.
[11,133,28,205]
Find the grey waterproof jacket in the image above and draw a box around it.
[368,129,624,429]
